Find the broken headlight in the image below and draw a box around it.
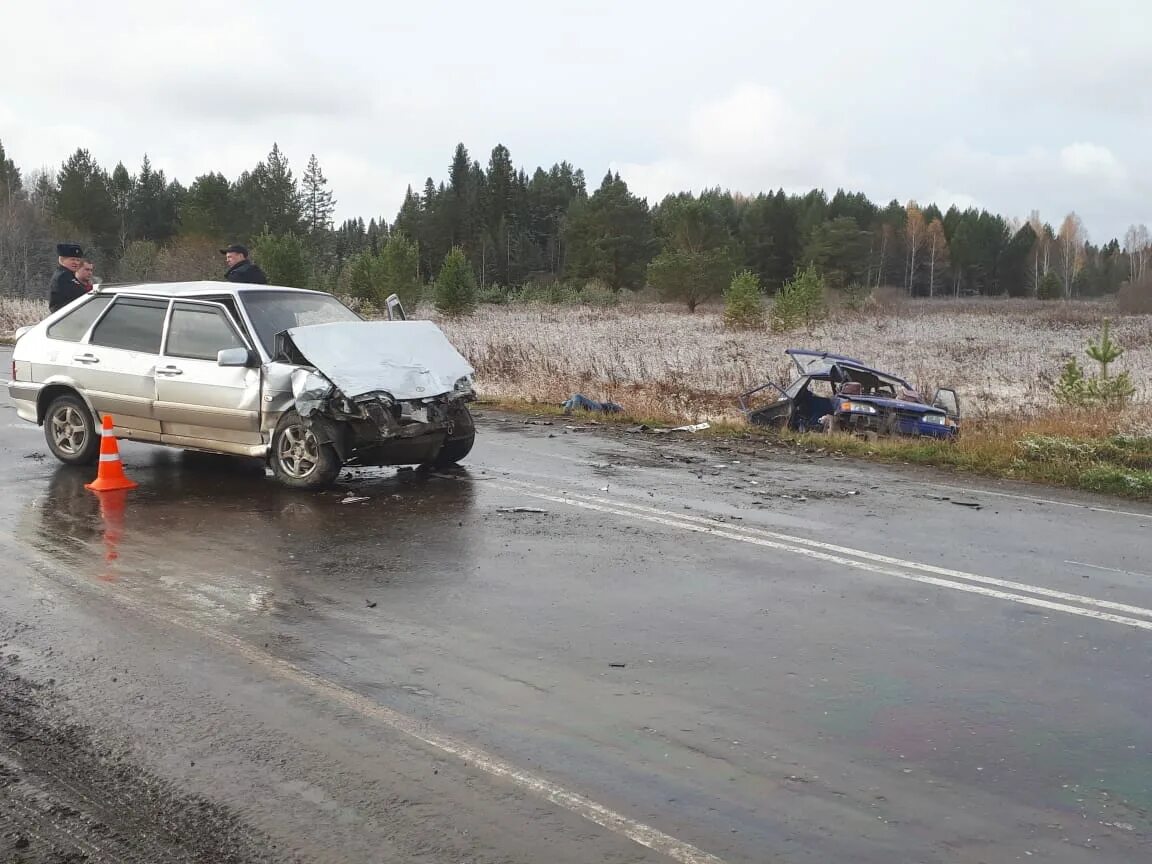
[453,375,474,394]
[332,393,359,415]
[839,401,877,414]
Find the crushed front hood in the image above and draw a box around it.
[284,320,474,401]
[849,395,942,414]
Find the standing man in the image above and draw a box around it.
[220,244,269,284]
[76,259,96,293]
[48,243,86,312]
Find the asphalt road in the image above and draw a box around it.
[2,346,1151,863]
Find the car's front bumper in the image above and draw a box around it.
[836,411,958,440]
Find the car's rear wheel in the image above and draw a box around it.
[44,394,99,466]
[270,410,342,490]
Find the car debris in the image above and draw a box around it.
[497,506,548,514]
[340,494,370,504]
[739,348,960,441]
[562,394,623,415]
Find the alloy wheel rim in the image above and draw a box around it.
[278,424,320,478]
[50,406,88,456]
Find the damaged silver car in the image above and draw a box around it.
[7,282,477,489]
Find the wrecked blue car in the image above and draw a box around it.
[739,349,960,440]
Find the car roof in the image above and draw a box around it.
[94,281,327,299]
[785,348,869,366]
[785,348,912,388]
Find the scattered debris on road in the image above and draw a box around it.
[497,506,548,514]
[341,494,370,504]
[562,394,623,415]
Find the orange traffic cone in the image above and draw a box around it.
[86,415,138,491]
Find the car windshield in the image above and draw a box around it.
[240,290,361,355]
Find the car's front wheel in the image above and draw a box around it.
[44,393,100,466]
[431,405,476,467]
[270,410,342,490]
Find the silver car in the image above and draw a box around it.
[7,282,477,489]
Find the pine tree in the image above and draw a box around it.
[724,269,765,329]
[647,193,736,310]
[379,232,422,310]
[54,148,117,255]
[563,172,655,291]
[238,144,303,237]
[181,173,233,238]
[128,155,178,243]
[301,154,335,236]
[435,246,477,316]
[251,229,309,287]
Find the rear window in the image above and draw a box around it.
[46,295,113,342]
[89,297,169,354]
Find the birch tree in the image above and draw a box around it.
[1056,212,1087,299]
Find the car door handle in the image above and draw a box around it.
[156,365,184,376]
[73,353,100,364]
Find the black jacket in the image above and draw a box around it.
[225,259,269,284]
[48,266,87,312]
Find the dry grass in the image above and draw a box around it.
[431,298,1152,422]
[0,297,43,340]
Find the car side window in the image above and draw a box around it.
[89,297,169,354]
[46,295,114,342]
[165,303,246,361]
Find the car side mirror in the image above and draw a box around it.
[385,293,407,321]
[218,347,259,368]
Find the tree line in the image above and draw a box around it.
[1,138,1149,309]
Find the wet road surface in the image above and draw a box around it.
[2,347,1151,863]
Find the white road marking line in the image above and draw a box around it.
[500,478,1152,622]
[492,483,1152,633]
[921,483,1152,521]
[1066,560,1152,580]
[7,550,728,864]
[478,429,1152,522]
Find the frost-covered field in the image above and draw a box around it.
[435,300,1152,421]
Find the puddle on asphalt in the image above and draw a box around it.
[12,452,483,624]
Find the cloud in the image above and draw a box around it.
[1059,143,1127,183]
[925,140,1144,238]
[612,84,853,204]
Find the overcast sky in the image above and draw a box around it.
[2,0,1149,241]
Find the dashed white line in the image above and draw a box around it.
[1066,560,1152,580]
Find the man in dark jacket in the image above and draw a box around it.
[220,244,269,284]
[48,243,87,312]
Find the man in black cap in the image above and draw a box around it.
[220,244,269,284]
[48,243,88,312]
